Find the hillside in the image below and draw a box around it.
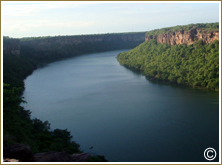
[117,23,219,91]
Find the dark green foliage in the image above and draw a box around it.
[3,84,107,161]
[3,84,81,154]
[19,39,144,65]
[3,50,37,90]
[3,84,31,143]
[3,36,20,45]
[117,39,219,91]
[20,32,146,41]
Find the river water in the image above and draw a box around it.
[22,50,219,162]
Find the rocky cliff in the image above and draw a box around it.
[145,28,219,45]
[20,33,145,52]
[3,143,91,162]
[3,37,20,55]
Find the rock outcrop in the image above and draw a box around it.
[3,143,34,162]
[3,158,19,162]
[34,152,90,162]
[145,28,219,45]
[3,143,91,162]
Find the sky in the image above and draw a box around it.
[1,1,220,38]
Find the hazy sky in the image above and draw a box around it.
[1,1,220,38]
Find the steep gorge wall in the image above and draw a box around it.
[3,38,20,55]
[20,33,145,52]
[145,28,219,45]
[3,32,146,88]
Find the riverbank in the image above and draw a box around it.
[21,50,219,162]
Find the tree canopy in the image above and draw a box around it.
[117,39,219,91]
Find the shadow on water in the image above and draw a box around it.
[119,63,219,93]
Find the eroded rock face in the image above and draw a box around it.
[68,153,91,162]
[34,152,70,162]
[34,152,90,162]
[145,29,219,45]
[3,143,90,162]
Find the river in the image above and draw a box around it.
[22,49,219,162]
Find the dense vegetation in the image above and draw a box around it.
[145,22,219,37]
[3,52,37,89]
[3,84,107,162]
[3,84,80,153]
[117,39,219,91]
[3,70,107,161]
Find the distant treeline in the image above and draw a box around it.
[19,31,146,41]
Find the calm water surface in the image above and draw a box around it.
[22,50,219,162]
